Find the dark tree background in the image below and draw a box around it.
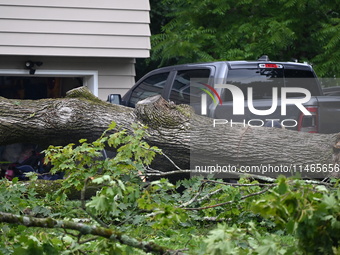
[137,0,340,80]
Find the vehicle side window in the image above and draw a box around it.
[129,72,169,107]
[169,69,211,105]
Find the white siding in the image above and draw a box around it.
[0,0,151,58]
[0,1,149,10]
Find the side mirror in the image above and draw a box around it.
[107,94,122,105]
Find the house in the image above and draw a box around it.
[0,0,151,100]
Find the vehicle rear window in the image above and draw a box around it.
[223,68,320,101]
[283,69,320,96]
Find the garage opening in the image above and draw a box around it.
[0,76,83,99]
[0,69,98,99]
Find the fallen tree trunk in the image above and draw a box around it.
[1,87,339,178]
[0,87,134,146]
[136,95,340,178]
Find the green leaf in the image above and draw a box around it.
[108,121,117,130]
[323,194,338,209]
[79,138,87,143]
[277,179,288,195]
[87,195,108,212]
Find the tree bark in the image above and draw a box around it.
[0,87,134,146]
[1,87,339,178]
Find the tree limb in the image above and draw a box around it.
[182,187,272,211]
[0,212,183,255]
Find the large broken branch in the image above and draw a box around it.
[0,212,181,255]
[0,87,339,177]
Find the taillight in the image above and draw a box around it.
[259,63,283,68]
[297,106,318,133]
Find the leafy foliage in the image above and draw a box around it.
[252,177,340,254]
[44,122,161,223]
[150,0,340,78]
[204,222,297,255]
[0,122,339,254]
